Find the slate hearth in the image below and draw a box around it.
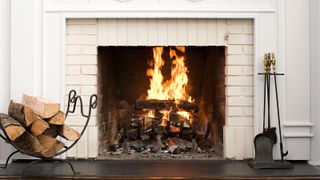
[0,160,319,179]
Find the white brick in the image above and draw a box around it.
[88,126,98,157]
[243,45,253,55]
[67,19,97,25]
[228,97,253,106]
[82,25,97,35]
[65,114,97,126]
[227,66,242,75]
[226,76,253,86]
[67,25,82,35]
[66,75,97,85]
[227,55,253,65]
[227,45,242,55]
[82,106,97,116]
[76,126,88,158]
[244,24,253,34]
[82,65,97,75]
[80,95,93,104]
[228,34,253,45]
[227,107,243,116]
[244,107,253,116]
[65,86,81,95]
[235,128,246,159]
[81,86,97,95]
[224,126,236,159]
[67,35,97,45]
[66,140,76,158]
[66,55,97,65]
[66,65,81,75]
[66,45,82,55]
[244,87,253,96]
[245,128,254,158]
[82,45,97,55]
[226,117,253,126]
[228,24,243,34]
[243,66,253,75]
[226,87,243,96]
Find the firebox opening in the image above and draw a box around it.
[97,46,226,159]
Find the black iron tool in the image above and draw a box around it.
[249,53,292,169]
[274,73,288,160]
[263,73,277,144]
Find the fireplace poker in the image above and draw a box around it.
[274,72,288,161]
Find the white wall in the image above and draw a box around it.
[310,0,320,166]
[0,0,13,163]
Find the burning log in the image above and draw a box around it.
[135,100,174,111]
[179,127,194,140]
[177,101,199,113]
[127,129,140,140]
[135,99,199,112]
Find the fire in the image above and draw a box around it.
[146,47,193,124]
[146,47,191,102]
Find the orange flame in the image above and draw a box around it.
[146,47,193,124]
[146,47,191,102]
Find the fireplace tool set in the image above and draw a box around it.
[0,90,97,175]
[249,53,292,169]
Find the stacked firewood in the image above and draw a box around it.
[0,95,80,158]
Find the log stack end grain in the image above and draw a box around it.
[0,94,81,158]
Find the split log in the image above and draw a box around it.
[30,118,49,136]
[13,131,43,157]
[42,124,60,138]
[135,99,199,112]
[47,111,65,125]
[22,94,60,119]
[177,101,199,113]
[0,113,25,141]
[59,125,80,141]
[135,100,174,111]
[8,101,25,126]
[37,135,64,158]
[23,106,40,127]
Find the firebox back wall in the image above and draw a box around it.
[65,19,253,159]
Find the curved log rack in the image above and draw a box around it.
[0,90,98,175]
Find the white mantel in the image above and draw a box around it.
[0,0,318,164]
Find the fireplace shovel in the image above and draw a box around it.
[249,71,292,169]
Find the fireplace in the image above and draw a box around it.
[5,0,316,165]
[64,18,254,159]
[97,46,226,158]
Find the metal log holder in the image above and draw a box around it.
[0,90,98,175]
[249,53,293,169]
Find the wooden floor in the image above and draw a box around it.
[0,159,319,179]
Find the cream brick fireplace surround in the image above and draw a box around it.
[1,0,319,164]
[65,18,254,159]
